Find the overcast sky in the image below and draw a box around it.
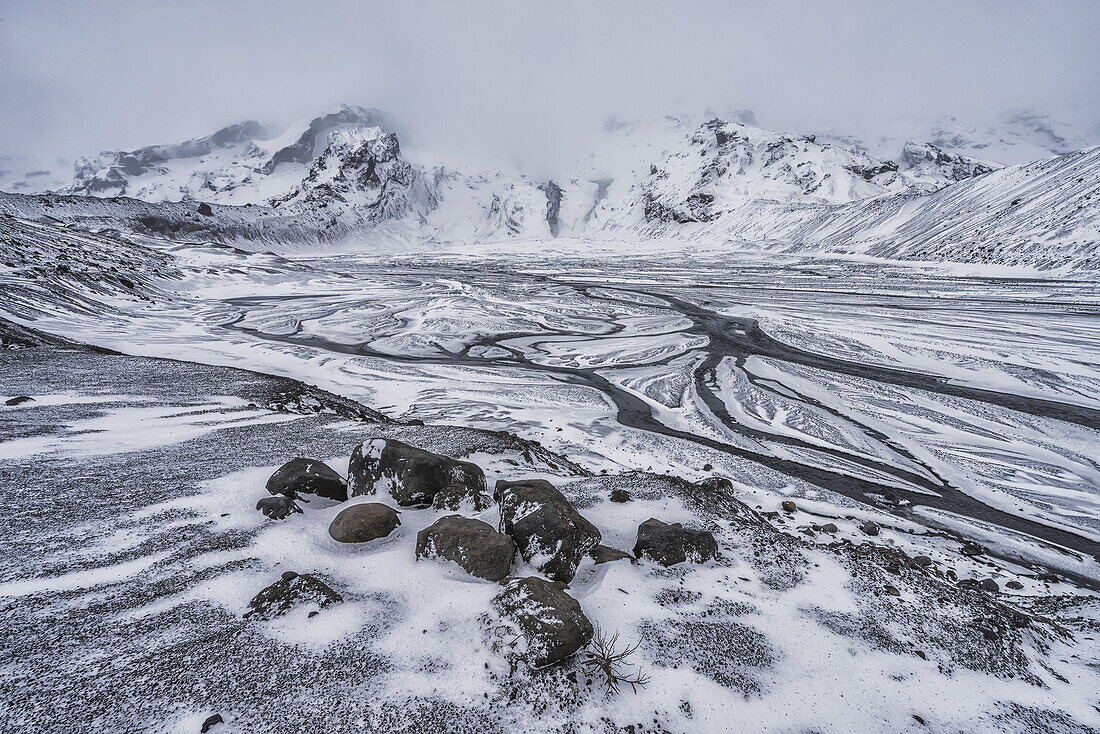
[1,0,1097,173]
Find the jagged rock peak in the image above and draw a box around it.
[260,104,392,174]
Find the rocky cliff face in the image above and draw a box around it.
[270,127,437,226]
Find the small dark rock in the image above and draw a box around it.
[416,515,515,581]
[4,395,33,406]
[609,489,631,503]
[695,476,733,493]
[960,541,984,557]
[819,523,838,533]
[912,714,925,726]
[432,483,493,512]
[256,495,302,520]
[280,571,298,581]
[591,545,633,564]
[1036,572,1060,583]
[884,585,901,596]
[200,714,223,733]
[633,518,718,567]
[328,502,400,543]
[245,573,342,620]
[702,463,713,471]
[979,578,1000,592]
[860,521,880,536]
[349,439,485,507]
[1005,580,1024,590]
[492,576,593,667]
[266,458,347,501]
[781,500,797,513]
[197,202,214,217]
[912,555,933,567]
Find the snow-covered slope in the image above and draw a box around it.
[785,145,1100,270]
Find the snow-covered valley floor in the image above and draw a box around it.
[2,227,1099,733]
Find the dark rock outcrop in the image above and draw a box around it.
[244,572,342,620]
[4,395,33,406]
[328,502,400,543]
[633,518,718,567]
[540,180,564,237]
[415,515,514,581]
[860,520,880,537]
[256,495,303,520]
[492,576,593,666]
[266,458,347,501]
[348,439,485,507]
[494,479,601,583]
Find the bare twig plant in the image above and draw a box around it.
[582,625,651,698]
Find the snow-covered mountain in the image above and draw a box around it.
[65,104,425,211]
[1,104,1097,270]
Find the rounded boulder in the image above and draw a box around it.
[328,502,401,543]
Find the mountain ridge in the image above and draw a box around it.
[1,105,1097,271]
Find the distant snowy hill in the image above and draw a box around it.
[1,104,1097,270]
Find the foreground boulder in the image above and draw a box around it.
[256,495,303,520]
[416,515,514,581]
[492,576,593,666]
[633,518,718,567]
[348,439,485,507]
[432,483,493,512]
[244,571,342,620]
[328,502,400,543]
[266,458,347,501]
[495,479,601,583]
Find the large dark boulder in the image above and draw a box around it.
[244,572,342,620]
[633,518,718,567]
[266,458,347,501]
[328,502,400,543]
[494,479,601,583]
[415,515,514,581]
[256,495,303,520]
[492,576,593,667]
[348,439,485,507]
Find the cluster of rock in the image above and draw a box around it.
[246,437,720,667]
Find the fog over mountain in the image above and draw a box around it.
[1,0,1097,175]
